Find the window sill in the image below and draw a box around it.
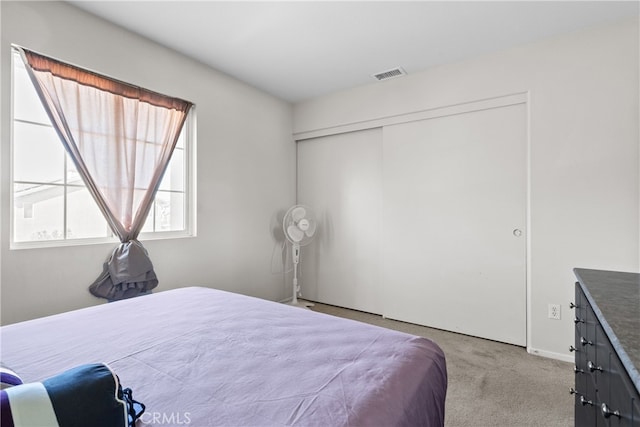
[9,231,196,251]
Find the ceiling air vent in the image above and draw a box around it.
[372,67,407,81]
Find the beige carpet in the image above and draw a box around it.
[310,302,574,427]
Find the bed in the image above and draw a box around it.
[0,287,447,426]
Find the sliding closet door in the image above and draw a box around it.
[297,128,382,314]
[382,104,527,346]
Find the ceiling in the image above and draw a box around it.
[68,1,639,103]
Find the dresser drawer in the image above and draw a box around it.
[579,303,599,388]
[575,374,598,426]
[597,348,640,427]
[574,283,590,366]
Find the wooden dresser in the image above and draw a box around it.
[572,268,640,426]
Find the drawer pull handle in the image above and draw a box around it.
[570,302,578,309]
[601,403,620,419]
[587,361,603,372]
[574,317,584,324]
[573,366,584,374]
[569,346,577,352]
[580,337,593,346]
[580,396,594,406]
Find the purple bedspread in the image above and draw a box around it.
[0,287,447,426]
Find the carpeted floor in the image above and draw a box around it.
[310,302,574,427]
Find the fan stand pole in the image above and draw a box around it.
[292,253,299,305]
[289,243,314,309]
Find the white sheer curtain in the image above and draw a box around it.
[19,47,193,300]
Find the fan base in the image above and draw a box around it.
[287,299,315,310]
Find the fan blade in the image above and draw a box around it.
[291,206,306,221]
[305,220,317,237]
[287,225,305,243]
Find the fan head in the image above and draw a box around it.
[283,205,317,246]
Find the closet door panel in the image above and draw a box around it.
[382,104,527,346]
[297,128,382,314]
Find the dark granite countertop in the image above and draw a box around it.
[574,268,640,393]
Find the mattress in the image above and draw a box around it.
[0,287,447,426]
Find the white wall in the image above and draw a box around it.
[293,17,639,360]
[0,1,295,324]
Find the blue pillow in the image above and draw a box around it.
[0,366,22,389]
[0,363,141,427]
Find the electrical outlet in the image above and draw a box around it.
[548,304,561,320]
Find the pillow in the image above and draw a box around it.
[0,366,23,389]
[0,363,142,427]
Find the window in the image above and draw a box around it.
[11,48,196,248]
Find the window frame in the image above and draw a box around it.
[9,46,197,250]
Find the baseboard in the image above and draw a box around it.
[527,347,574,363]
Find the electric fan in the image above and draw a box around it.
[283,205,317,308]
